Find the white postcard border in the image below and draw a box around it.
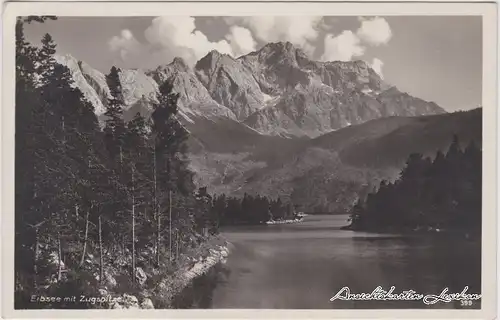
[1,2,497,319]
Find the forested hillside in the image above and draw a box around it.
[346,135,481,233]
[209,192,297,226]
[14,16,222,309]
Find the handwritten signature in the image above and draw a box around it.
[330,286,481,305]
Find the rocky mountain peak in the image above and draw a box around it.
[170,57,190,72]
[55,52,78,63]
[194,48,265,121]
[247,41,302,65]
[352,59,369,69]
[265,41,296,54]
[195,49,236,72]
[208,49,223,57]
[54,53,108,115]
[325,59,370,74]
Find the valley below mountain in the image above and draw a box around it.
[55,41,480,213]
[189,108,482,213]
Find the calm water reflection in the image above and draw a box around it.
[177,215,481,309]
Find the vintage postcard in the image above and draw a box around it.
[1,1,497,319]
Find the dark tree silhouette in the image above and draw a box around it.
[347,135,481,233]
[14,17,223,309]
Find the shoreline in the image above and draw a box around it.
[172,242,230,300]
[109,236,231,309]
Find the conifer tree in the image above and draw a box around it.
[37,34,57,87]
[349,135,481,232]
[104,66,126,167]
[151,80,189,262]
[14,16,267,308]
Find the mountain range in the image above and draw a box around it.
[56,41,444,137]
[55,41,481,212]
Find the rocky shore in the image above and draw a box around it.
[103,237,231,309]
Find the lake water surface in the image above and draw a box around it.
[176,214,481,309]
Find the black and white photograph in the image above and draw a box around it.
[2,1,497,317]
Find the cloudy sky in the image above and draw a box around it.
[24,16,482,112]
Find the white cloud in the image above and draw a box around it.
[143,16,233,66]
[107,16,392,68]
[318,17,337,32]
[225,26,257,57]
[320,16,392,62]
[109,17,263,68]
[321,30,365,61]
[109,16,322,67]
[356,17,392,46]
[370,58,384,78]
[224,16,322,53]
[108,29,145,62]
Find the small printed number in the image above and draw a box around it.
[461,300,473,306]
